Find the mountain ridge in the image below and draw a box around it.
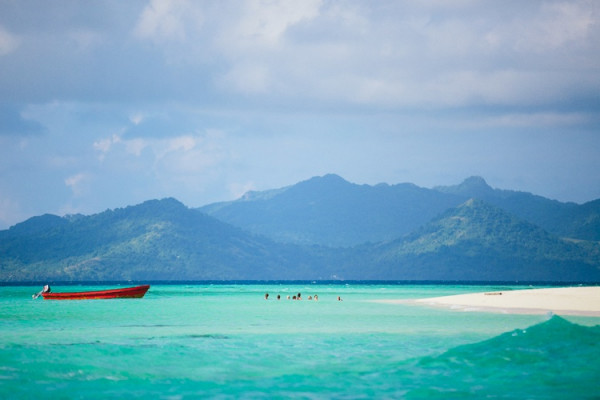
[0,198,329,281]
[355,198,600,281]
[2,175,600,282]
[200,175,600,245]
[199,174,463,246]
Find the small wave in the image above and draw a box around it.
[184,334,229,340]
[404,316,600,398]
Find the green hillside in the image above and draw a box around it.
[200,174,462,246]
[362,199,600,281]
[2,177,600,282]
[0,198,326,281]
[435,176,600,241]
[201,175,600,247]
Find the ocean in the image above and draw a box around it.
[1,283,599,399]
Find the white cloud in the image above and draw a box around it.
[65,173,88,196]
[2,0,600,227]
[93,134,122,160]
[219,63,270,94]
[516,2,595,51]
[124,138,149,157]
[113,1,600,109]
[234,0,322,46]
[130,113,145,125]
[135,0,200,42]
[463,111,590,130]
[159,135,197,158]
[92,128,227,186]
[0,25,20,56]
[228,181,256,199]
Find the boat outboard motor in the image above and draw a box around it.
[33,284,51,299]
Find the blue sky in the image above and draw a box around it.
[1,0,599,229]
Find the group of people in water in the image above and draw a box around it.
[264,293,342,301]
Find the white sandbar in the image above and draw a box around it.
[394,286,600,316]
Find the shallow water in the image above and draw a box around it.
[1,283,598,398]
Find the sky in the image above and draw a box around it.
[0,0,599,229]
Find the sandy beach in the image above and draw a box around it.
[384,286,600,316]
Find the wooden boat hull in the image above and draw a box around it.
[42,285,150,300]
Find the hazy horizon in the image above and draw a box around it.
[2,173,596,230]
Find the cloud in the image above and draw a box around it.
[0,105,44,136]
[232,0,322,46]
[65,173,89,196]
[124,138,149,157]
[0,25,19,55]
[93,127,227,184]
[228,181,256,199]
[514,2,595,51]
[122,111,198,139]
[474,112,591,129]
[1,0,600,229]
[155,132,227,173]
[1,1,598,109]
[219,62,271,94]
[210,1,600,108]
[93,134,122,160]
[130,113,145,125]
[135,0,201,42]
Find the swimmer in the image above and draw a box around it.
[314,294,318,301]
[265,293,269,300]
[337,296,342,301]
[308,296,312,300]
[277,294,281,300]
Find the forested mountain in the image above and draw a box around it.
[201,174,600,246]
[354,199,600,281]
[0,198,330,281]
[200,174,463,246]
[1,176,600,282]
[434,176,600,241]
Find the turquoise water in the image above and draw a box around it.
[1,283,599,399]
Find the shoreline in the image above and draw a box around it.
[375,286,600,317]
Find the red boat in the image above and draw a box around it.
[40,285,150,300]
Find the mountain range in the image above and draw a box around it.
[200,174,600,246]
[1,175,599,282]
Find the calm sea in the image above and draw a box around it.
[1,283,599,399]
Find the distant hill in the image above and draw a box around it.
[2,176,600,282]
[355,199,600,281]
[201,175,600,246]
[199,174,462,247]
[567,199,600,240]
[0,198,328,281]
[434,176,600,241]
